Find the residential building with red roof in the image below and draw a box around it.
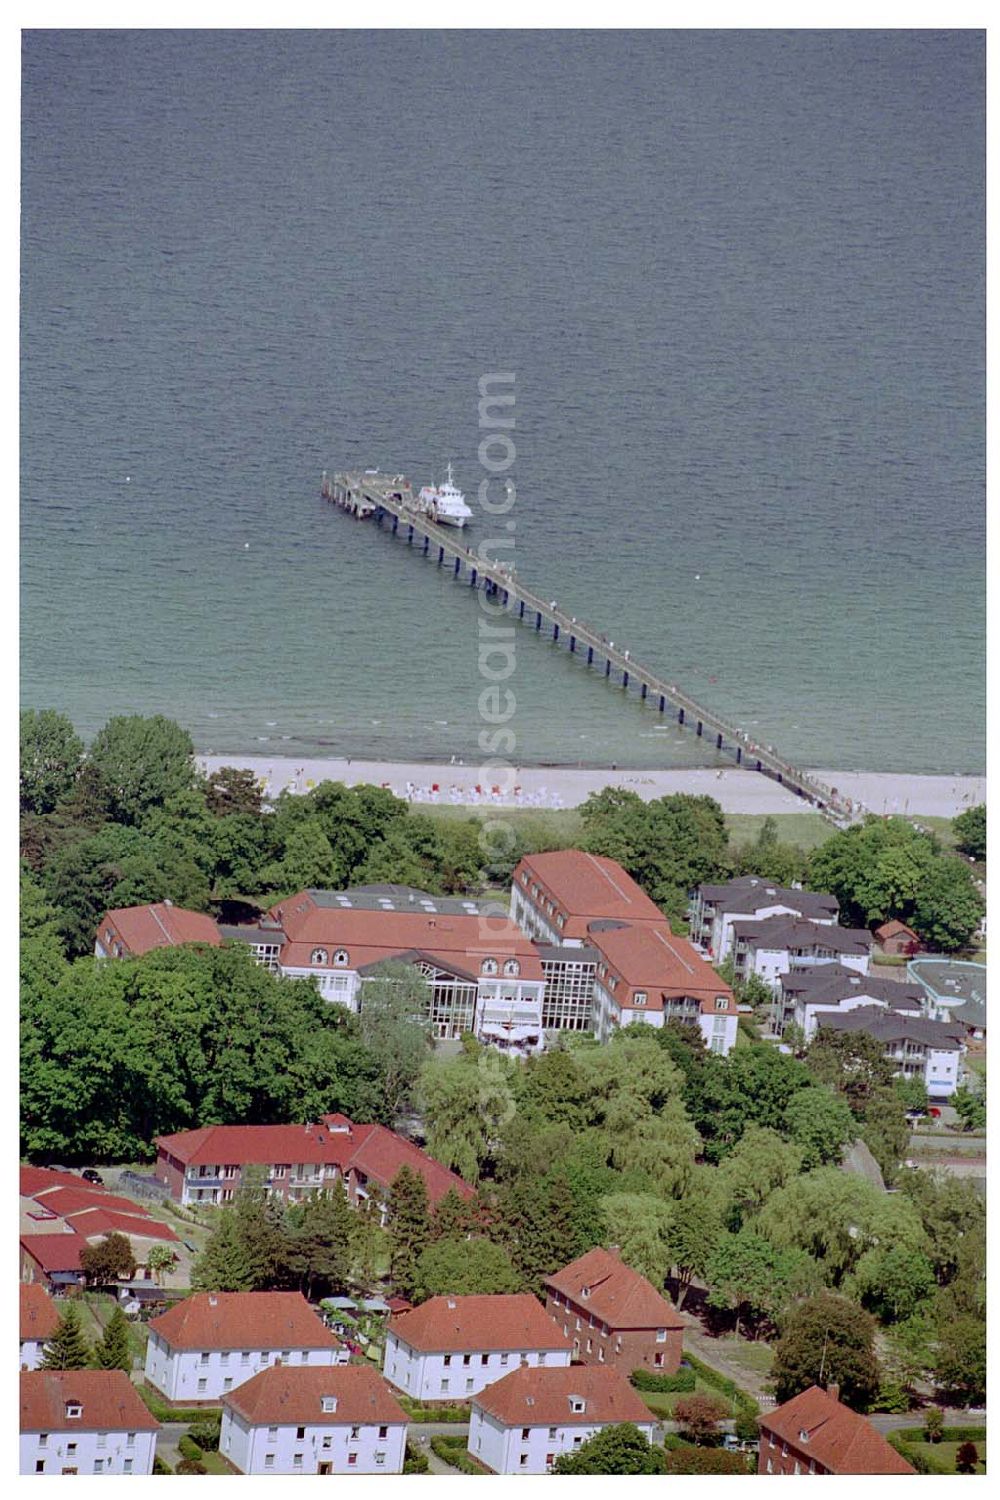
[469,1364,657,1473]
[154,1113,473,1211]
[144,1291,346,1404]
[543,1246,685,1374]
[98,885,548,1054]
[20,1369,160,1475]
[511,852,737,1051]
[20,1234,86,1293]
[20,1284,59,1370]
[383,1294,573,1403]
[874,919,921,957]
[220,1365,408,1474]
[19,1168,180,1285]
[758,1384,916,1475]
[95,902,221,959]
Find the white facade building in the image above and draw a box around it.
[20,1370,159,1476]
[732,915,871,992]
[383,1295,572,1403]
[220,1366,408,1475]
[144,1292,345,1403]
[689,877,839,962]
[20,1285,58,1372]
[468,1365,658,1474]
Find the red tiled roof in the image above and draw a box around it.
[66,1208,179,1243]
[20,1165,110,1198]
[100,903,222,956]
[20,1283,59,1341]
[544,1247,683,1331]
[875,920,919,941]
[31,1186,152,1219]
[389,1295,571,1354]
[473,1364,655,1427]
[759,1386,916,1474]
[224,1364,408,1427]
[148,1292,342,1352]
[589,921,736,1013]
[515,851,666,936]
[21,1233,85,1273]
[271,898,544,979]
[21,1370,160,1433]
[155,1117,473,1203]
[347,1124,475,1204]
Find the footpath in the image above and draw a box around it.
[675,1309,772,1404]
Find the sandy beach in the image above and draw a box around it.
[198,755,985,820]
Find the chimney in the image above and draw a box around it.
[827,1382,840,1403]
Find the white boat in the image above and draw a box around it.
[417,463,473,528]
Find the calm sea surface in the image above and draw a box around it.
[21,30,985,773]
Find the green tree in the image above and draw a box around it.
[934,1315,986,1407]
[494,1173,582,1293]
[413,1237,521,1299]
[770,1291,881,1409]
[849,1244,936,1324]
[20,709,84,813]
[580,789,731,921]
[805,1028,896,1115]
[598,1193,673,1287]
[952,1083,985,1131]
[705,1230,819,1339]
[667,1188,725,1309]
[860,1087,911,1186]
[430,1187,474,1243]
[674,1392,729,1444]
[356,962,433,1120]
[193,1168,289,1292]
[262,821,340,894]
[807,816,982,951]
[92,1306,134,1371]
[897,1171,985,1286]
[553,1422,668,1474]
[284,1183,357,1300]
[80,1232,137,1286]
[732,817,808,887]
[204,766,264,818]
[40,1301,91,1369]
[419,1044,513,1182]
[951,804,985,862]
[681,1044,816,1161]
[87,714,196,824]
[386,1165,431,1298]
[783,1088,855,1169]
[924,1408,944,1442]
[716,1126,803,1229]
[145,1243,178,1287]
[754,1168,927,1287]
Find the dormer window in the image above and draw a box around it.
[569,1397,585,1413]
[334,949,349,966]
[64,1402,82,1420]
[503,958,520,977]
[799,1429,809,1443]
[715,996,729,1010]
[481,958,498,976]
[581,1287,590,1300]
[321,1396,337,1413]
[311,948,328,966]
[633,992,647,1007]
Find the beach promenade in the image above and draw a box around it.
[199,755,984,820]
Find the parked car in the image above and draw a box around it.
[81,1168,104,1185]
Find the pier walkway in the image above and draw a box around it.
[322,470,863,823]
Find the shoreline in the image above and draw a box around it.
[198,755,985,820]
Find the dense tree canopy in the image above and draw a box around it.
[771,1292,881,1409]
[951,803,986,862]
[807,816,983,951]
[355,962,433,1121]
[20,709,84,814]
[87,714,197,824]
[413,1237,521,1299]
[21,943,390,1161]
[579,788,731,921]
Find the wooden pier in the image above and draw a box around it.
[321,469,863,823]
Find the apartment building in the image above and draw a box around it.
[383,1295,572,1403]
[758,1384,915,1475]
[690,876,839,962]
[777,968,927,1040]
[469,1365,656,1473]
[220,1365,408,1475]
[19,1284,58,1371]
[817,1009,964,1099]
[20,1370,159,1475]
[543,1246,684,1374]
[731,915,871,991]
[144,1292,345,1403]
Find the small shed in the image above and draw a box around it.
[874,919,920,957]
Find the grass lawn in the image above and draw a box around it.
[715,1338,774,1377]
[639,1377,733,1419]
[903,1440,986,1475]
[966,1053,986,1081]
[421,803,585,845]
[723,813,832,851]
[199,1452,232,1475]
